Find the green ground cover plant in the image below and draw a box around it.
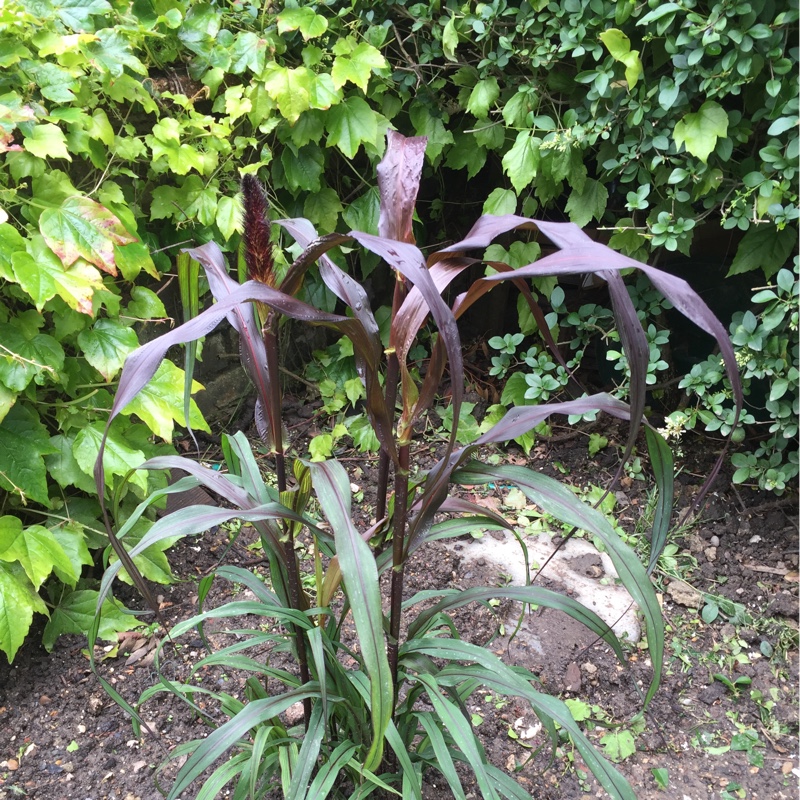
[91,133,742,798]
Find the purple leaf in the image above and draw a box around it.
[431,214,537,261]
[187,243,277,448]
[475,393,634,445]
[349,232,463,451]
[377,130,427,244]
[276,219,396,463]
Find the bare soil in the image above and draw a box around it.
[1,420,797,800]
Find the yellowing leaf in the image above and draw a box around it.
[121,360,209,441]
[673,101,729,164]
[442,15,459,61]
[22,123,71,160]
[262,65,313,124]
[39,196,136,275]
[0,519,73,590]
[331,43,386,93]
[599,29,643,89]
[11,239,104,316]
[73,422,148,495]
[216,194,242,240]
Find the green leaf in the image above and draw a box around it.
[326,96,379,158]
[56,0,112,31]
[82,29,147,77]
[501,372,529,406]
[346,414,379,452]
[409,103,454,163]
[277,7,329,40]
[600,729,637,762]
[149,136,206,176]
[216,194,242,240]
[588,433,608,456]
[73,422,148,494]
[342,187,380,236]
[445,132,487,178]
[307,73,342,111]
[565,178,609,227]
[42,589,138,652]
[309,433,333,461]
[673,101,729,164]
[51,523,94,584]
[22,123,71,160]
[262,65,312,124]
[78,318,139,381]
[652,768,669,789]
[331,42,386,93]
[0,404,58,505]
[0,518,73,589]
[46,434,96,494]
[114,241,157,282]
[39,196,136,275]
[184,180,219,226]
[304,188,344,233]
[228,31,267,74]
[121,360,208,441]
[0,561,48,663]
[502,131,540,193]
[0,323,64,392]
[19,60,79,102]
[12,238,104,315]
[482,188,517,216]
[149,185,181,221]
[124,288,166,324]
[0,384,16,426]
[701,601,719,623]
[599,29,643,89]
[281,144,324,192]
[502,91,533,127]
[0,223,25,282]
[442,15,459,61]
[467,77,500,119]
[308,461,392,771]
[727,225,798,279]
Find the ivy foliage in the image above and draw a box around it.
[0,0,796,659]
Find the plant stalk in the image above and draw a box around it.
[375,274,408,525]
[375,352,399,525]
[263,324,287,491]
[387,444,410,697]
[263,322,310,725]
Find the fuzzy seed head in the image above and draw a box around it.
[241,174,275,286]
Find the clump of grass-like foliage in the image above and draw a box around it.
[92,132,741,799]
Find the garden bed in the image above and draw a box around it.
[0,424,797,800]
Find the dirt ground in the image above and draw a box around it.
[0,417,797,800]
